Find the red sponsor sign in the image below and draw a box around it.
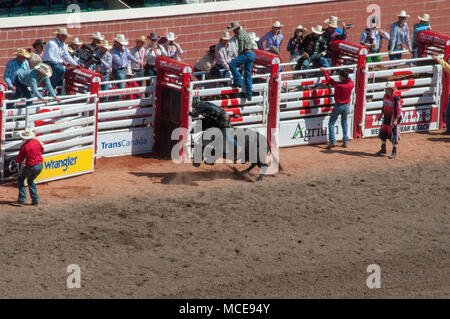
[365,107,439,129]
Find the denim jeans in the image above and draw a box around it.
[133,69,145,87]
[229,50,256,99]
[328,103,349,144]
[446,97,450,134]
[100,73,109,103]
[12,77,33,106]
[302,54,330,70]
[112,68,127,101]
[18,163,43,204]
[45,61,66,88]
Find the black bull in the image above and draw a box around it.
[191,115,282,182]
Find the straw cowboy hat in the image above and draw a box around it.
[70,37,83,46]
[248,32,260,42]
[397,10,410,18]
[19,128,37,140]
[272,21,284,28]
[385,82,397,90]
[221,31,232,40]
[324,16,339,28]
[136,35,147,43]
[312,25,325,35]
[34,63,53,77]
[14,48,31,59]
[54,27,71,37]
[97,40,112,50]
[228,21,243,31]
[113,34,129,45]
[90,32,104,40]
[294,25,308,32]
[418,13,430,22]
[166,32,177,41]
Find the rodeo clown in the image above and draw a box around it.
[376,82,403,159]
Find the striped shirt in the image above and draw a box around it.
[4,58,30,89]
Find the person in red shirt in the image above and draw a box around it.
[320,67,355,149]
[376,82,402,159]
[16,128,44,205]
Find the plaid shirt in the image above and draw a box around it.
[237,29,257,55]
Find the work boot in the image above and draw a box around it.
[389,147,397,159]
[342,141,348,148]
[376,144,386,156]
[326,143,336,150]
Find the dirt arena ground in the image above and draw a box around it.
[0,132,449,298]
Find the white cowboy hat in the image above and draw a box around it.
[294,25,308,32]
[248,32,260,42]
[312,25,325,35]
[272,21,284,28]
[221,31,232,40]
[70,37,83,46]
[90,32,104,40]
[324,16,339,28]
[166,32,177,41]
[418,13,430,22]
[34,63,53,77]
[385,82,397,90]
[97,39,112,50]
[113,34,129,45]
[228,21,243,31]
[19,128,37,140]
[397,10,410,18]
[54,27,71,37]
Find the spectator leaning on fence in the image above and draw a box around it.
[4,48,30,92]
[110,34,139,97]
[413,14,432,58]
[13,63,61,106]
[258,21,284,51]
[212,31,238,79]
[228,21,258,102]
[144,32,167,77]
[29,39,46,69]
[389,10,413,61]
[432,55,450,135]
[130,36,146,82]
[287,25,307,63]
[42,27,79,89]
[16,128,44,206]
[95,40,113,101]
[320,67,354,149]
[360,17,390,63]
[194,45,216,76]
[162,32,183,61]
[301,25,329,70]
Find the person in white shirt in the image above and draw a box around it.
[161,32,183,61]
[130,35,146,86]
[144,33,167,77]
[212,31,238,80]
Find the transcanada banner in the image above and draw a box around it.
[97,127,153,157]
[35,148,94,183]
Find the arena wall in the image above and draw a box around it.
[0,0,449,75]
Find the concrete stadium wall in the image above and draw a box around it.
[0,0,449,76]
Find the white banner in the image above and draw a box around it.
[97,127,153,157]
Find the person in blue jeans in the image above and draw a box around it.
[228,21,257,101]
[320,67,355,149]
[15,128,44,205]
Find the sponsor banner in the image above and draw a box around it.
[35,148,94,183]
[364,107,439,137]
[97,127,153,157]
[279,116,354,147]
[2,156,23,180]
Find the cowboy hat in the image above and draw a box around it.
[266,46,280,55]
[207,45,216,53]
[97,40,112,50]
[32,39,46,48]
[136,35,147,43]
[54,27,71,37]
[90,32,104,40]
[166,32,177,41]
[34,63,53,77]
[272,21,284,28]
[248,32,260,42]
[312,25,325,35]
[385,82,397,90]
[294,25,308,32]
[324,16,339,28]
[70,37,83,46]
[113,34,129,45]
[397,10,410,18]
[14,48,31,59]
[228,21,242,31]
[221,31,232,40]
[147,32,159,40]
[418,13,430,22]
[19,128,37,140]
